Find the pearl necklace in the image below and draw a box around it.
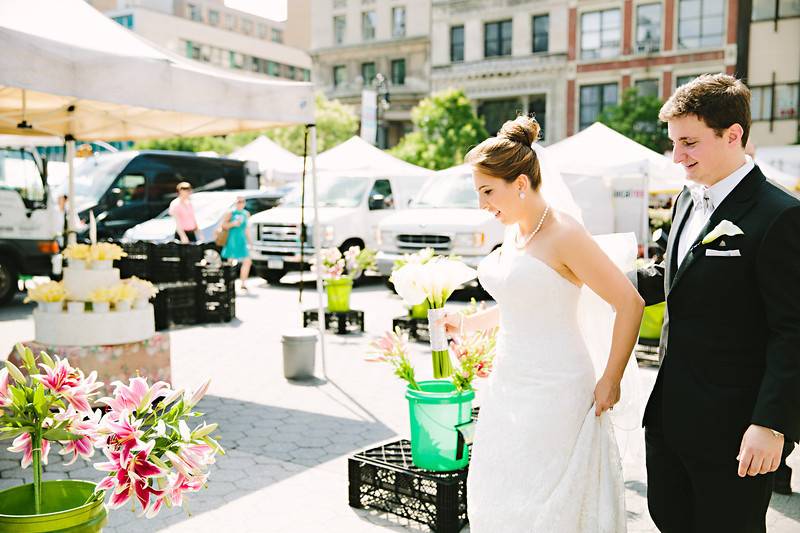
[515,205,550,249]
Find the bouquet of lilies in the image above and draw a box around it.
[313,246,376,280]
[391,247,435,272]
[24,280,67,303]
[389,255,477,378]
[367,324,495,392]
[1,345,222,518]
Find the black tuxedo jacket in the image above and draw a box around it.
[637,165,800,461]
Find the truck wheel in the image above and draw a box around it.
[261,270,284,285]
[0,257,18,305]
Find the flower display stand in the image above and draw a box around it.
[302,309,364,335]
[391,315,431,343]
[348,440,468,533]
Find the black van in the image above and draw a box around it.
[72,151,258,239]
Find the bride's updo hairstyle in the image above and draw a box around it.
[465,115,542,190]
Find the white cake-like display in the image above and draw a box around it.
[62,267,121,301]
[33,257,157,347]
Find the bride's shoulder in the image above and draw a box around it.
[548,209,586,236]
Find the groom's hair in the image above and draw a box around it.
[659,73,751,148]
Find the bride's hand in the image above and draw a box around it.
[435,310,462,338]
[593,375,621,416]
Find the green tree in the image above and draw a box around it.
[135,92,358,156]
[390,88,488,170]
[597,87,670,153]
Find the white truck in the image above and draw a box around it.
[249,173,429,283]
[376,165,505,276]
[0,145,60,304]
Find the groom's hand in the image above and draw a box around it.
[737,424,784,477]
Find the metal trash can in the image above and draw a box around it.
[281,328,318,379]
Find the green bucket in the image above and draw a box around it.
[409,301,429,319]
[325,277,353,312]
[0,480,107,533]
[406,380,474,471]
[639,302,666,340]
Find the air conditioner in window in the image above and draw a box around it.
[636,40,660,54]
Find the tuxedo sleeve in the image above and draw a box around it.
[752,205,800,442]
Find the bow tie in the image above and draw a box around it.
[689,186,713,214]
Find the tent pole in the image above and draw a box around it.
[309,125,327,379]
[65,137,77,246]
[642,171,650,260]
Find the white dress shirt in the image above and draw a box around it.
[677,156,755,266]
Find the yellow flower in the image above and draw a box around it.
[62,244,91,261]
[90,243,127,261]
[24,281,67,303]
[109,283,138,303]
[88,287,115,303]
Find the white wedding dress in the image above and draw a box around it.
[467,235,626,532]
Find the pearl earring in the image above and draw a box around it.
[519,191,525,199]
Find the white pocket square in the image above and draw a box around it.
[705,249,741,257]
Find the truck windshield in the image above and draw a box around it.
[72,152,137,207]
[0,148,46,205]
[413,173,477,208]
[279,176,369,208]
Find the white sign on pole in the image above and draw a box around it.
[360,89,377,145]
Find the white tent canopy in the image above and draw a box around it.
[315,136,435,177]
[548,122,686,193]
[0,0,314,140]
[229,135,304,183]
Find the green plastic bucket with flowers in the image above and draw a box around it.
[639,302,666,340]
[406,380,474,471]
[0,480,106,533]
[325,277,353,312]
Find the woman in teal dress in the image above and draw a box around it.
[220,197,253,291]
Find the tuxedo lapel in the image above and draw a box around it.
[667,189,693,289]
[670,167,765,292]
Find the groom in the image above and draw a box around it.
[635,74,800,532]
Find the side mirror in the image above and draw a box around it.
[368,194,385,210]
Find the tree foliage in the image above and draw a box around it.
[597,88,670,153]
[389,88,488,170]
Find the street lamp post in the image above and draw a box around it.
[374,73,390,148]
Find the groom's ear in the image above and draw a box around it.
[726,123,745,148]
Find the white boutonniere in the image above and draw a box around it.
[702,220,744,245]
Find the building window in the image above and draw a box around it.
[361,62,376,86]
[208,10,219,26]
[579,83,618,130]
[677,0,724,49]
[675,74,704,87]
[484,20,512,57]
[532,15,549,53]
[362,11,376,41]
[185,41,200,60]
[187,3,202,22]
[267,61,279,77]
[112,14,134,29]
[479,99,521,135]
[391,59,406,85]
[303,69,311,81]
[334,15,346,45]
[225,14,236,30]
[581,9,621,59]
[753,0,800,19]
[450,25,465,62]
[752,84,799,121]
[635,79,660,97]
[635,3,661,53]
[271,28,283,43]
[287,66,296,80]
[334,0,347,7]
[242,19,253,35]
[530,95,546,141]
[392,6,406,37]
[333,66,346,87]
[229,51,245,69]
[257,23,267,38]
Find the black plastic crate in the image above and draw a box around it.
[303,309,364,334]
[348,440,468,533]
[392,316,430,343]
[199,300,235,323]
[153,283,197,329]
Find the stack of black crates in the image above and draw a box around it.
[116,241,237,330]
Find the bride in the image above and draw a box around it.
[440,116,644,532]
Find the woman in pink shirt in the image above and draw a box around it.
[169,182,198,243]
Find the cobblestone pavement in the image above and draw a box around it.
[1,279,798,532]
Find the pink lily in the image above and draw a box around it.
[54,407,101,465]
[8,432,51,469]
[146,471,207,517]
[32,358,102,413]
[165,443,216,479]
[102,412,144,466]
[100,377,171,415]
[0,368,11,407]
[96,440,164,512]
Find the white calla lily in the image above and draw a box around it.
[702,220,744,245]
